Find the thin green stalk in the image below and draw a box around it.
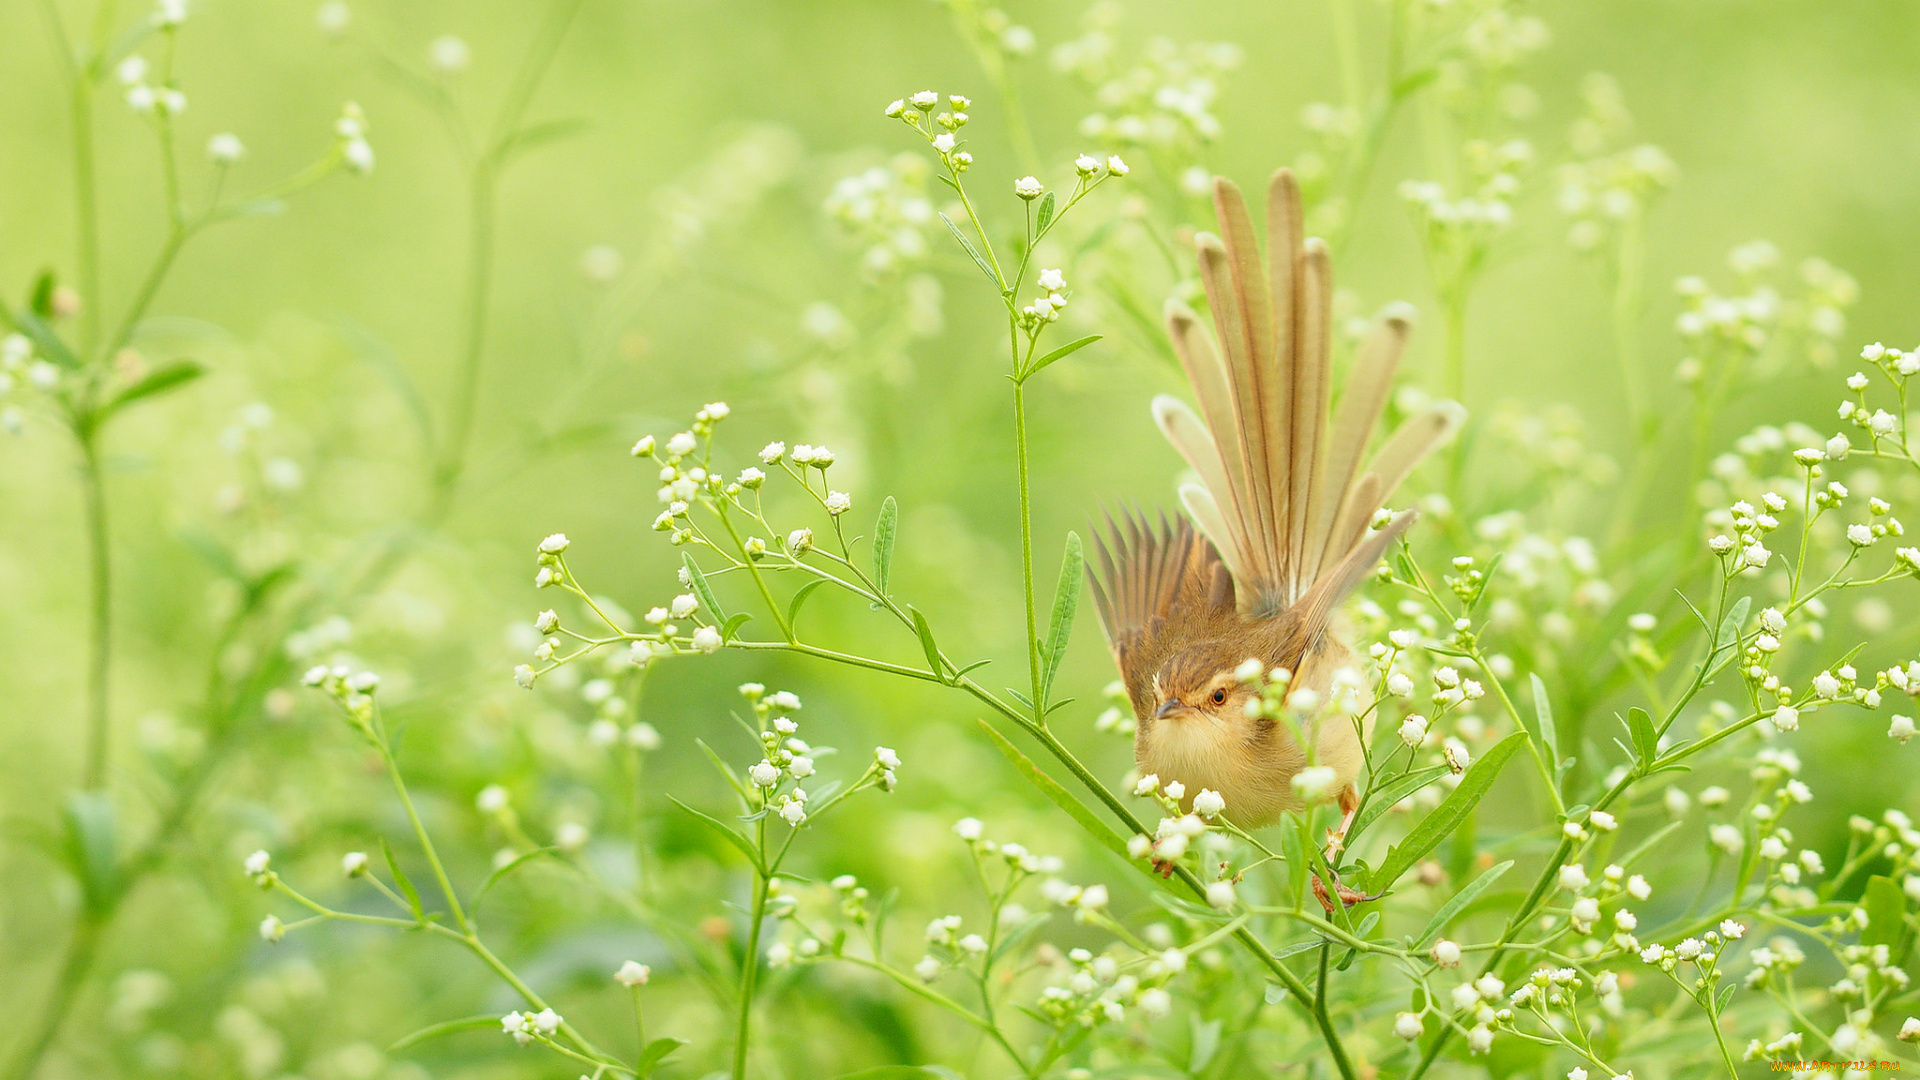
[78,431,112,790]
[1012,381,1043,716]
[432,161,497,509]
[732,833,770,1080]
[377,735,471,934]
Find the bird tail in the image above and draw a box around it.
[1154,169,1464,617]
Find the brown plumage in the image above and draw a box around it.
[1090,169,1464,835]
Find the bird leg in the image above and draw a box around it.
[1311,786,1379,912]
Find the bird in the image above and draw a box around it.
[1089,168,1463,895]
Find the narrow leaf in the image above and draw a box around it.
[62,791,120,914]
[909,606,944,681]
[683,553,727,623]
[101,359,206,418]
[694,739,750,803]
[668,796,764,873]
[638,1036,688,1074]
[388,1014,500,1051]
[473,846,560,910]
[1626,707,1658,767]
[720,611,753,643]
[1861,875,1905,948]
[1529,673,1558,764]
[1367,732,1527,893]
[1411,860,1513,949]
[1022,334,1101,381]
[1039,531,1083,701]
[939,212,997,283]
[495,117,591,163]
[1034,189,1057,236]
[787,578,827,629]
[977,721,1133,863]
[381,838,424,920]
[872,496,898,595]
[1349,765,1450,845]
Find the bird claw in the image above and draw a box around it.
[1151,858,1177,879]
[1311,872,1379,914]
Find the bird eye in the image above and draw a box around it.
[1210,687,1228,705]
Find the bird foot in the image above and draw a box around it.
[1151,859,1177,879]
[1311,872,1379,914]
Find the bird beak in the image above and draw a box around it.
[1154,699,1182,720]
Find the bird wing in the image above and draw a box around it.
[1162,169,1464,615]
[1088,510,1234,720]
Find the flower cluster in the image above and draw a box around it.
[1051,7,1241,163]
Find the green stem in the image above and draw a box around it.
[0,915,101,1080]
[432,161,497,510]
[1012,382,1043,716]
[377,731,471,934]
[78,430,112,790]
[731,848,770,1080]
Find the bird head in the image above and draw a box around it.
[1149,649,1258,728]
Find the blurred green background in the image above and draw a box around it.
[3,0,1919,1076]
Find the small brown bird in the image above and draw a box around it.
[1090,168,1463,867]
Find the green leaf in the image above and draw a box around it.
[1861,875,1905,948]
[668,796,764,873]
[1034,189,1057,236]
[495,117,591,164]
[872,496,898,596]
[1529,673,1558,765]
[1264,982,1290,1004]
[472,846,560,911]
[1619,819,1685,869]
[1021,334,1101,381]
[9,306,79,369]
[720,611,753,643]
[909,606,944,681]
[939,212,998,283]
[381,838,425,920]
[62,791,120,914]
[695,739,750,804]
[1349,765,1450,845]
[988,911,1052,965]
[977,720,1134,863]
[1039,531,1082,701]
[683,553,727,624]
[787,578,827,630]
[1626,707,1658,767]
[335,318,434,450]
[387,1014,500,1051]
[1367,732,1527,894]
[1189,1015,1223,1073]
[100,359,206,419]
[637,1036,688,1075]
[1411,860,1513,950]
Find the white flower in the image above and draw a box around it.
[1468,1025,1494,1054]
[1848,523,1875,547]
[748,761,780,787]
[670,593,699,619]
[538,533,569,555]
[476,784,510,813]
[1569,1070,1588,1080]
[259,914,284,942]
[206,132,246,165]
[1900,1016,1920,1042]
[626,722,662,751]
[1444,742,1470,774]
[1590,810,1617,831]
[914,955,941,981]
[1710,824,1744,854]
[426,34,470,73]
[1559,864,1590,891]
[342,851,368,877]
[787,528,814,554]
[1398,714,1429,747]
[1077,884,1109,911]
[531,1008,561,1034]
[153,0,188,27]
[243,849,271,877]
[1719,919,1745,940]
[1432,939,1462,967]
[1014,176,1043,198]
[1163,780,1186,801]
[875,746,901,769]
[953,817,983,841]
[692,626,723,653]
[787,756,815,779]
[1134,773,1161,796]
[1192,788,1226,818]
[501,1012,530,1044]
[1699,786,1730,807]
[1452,982,1481,1010]
[759,441,786,464]
[1038,267,1067,292]
[1571,897,1601,931]
[1106,155,1130,176]
[1291,765,1337,801]
[615,960,650,986]
[1386,672,1414,697]
[931,132,956,153]
[1891,715,1916,743]
[555,822,589,851]
[779,800,807,826]
[1205,880,1236,909]
[1394,1012,1424,1040]
[825,490,852,516]
[1138,987,1171,1017]
[1614,908,1638,931]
